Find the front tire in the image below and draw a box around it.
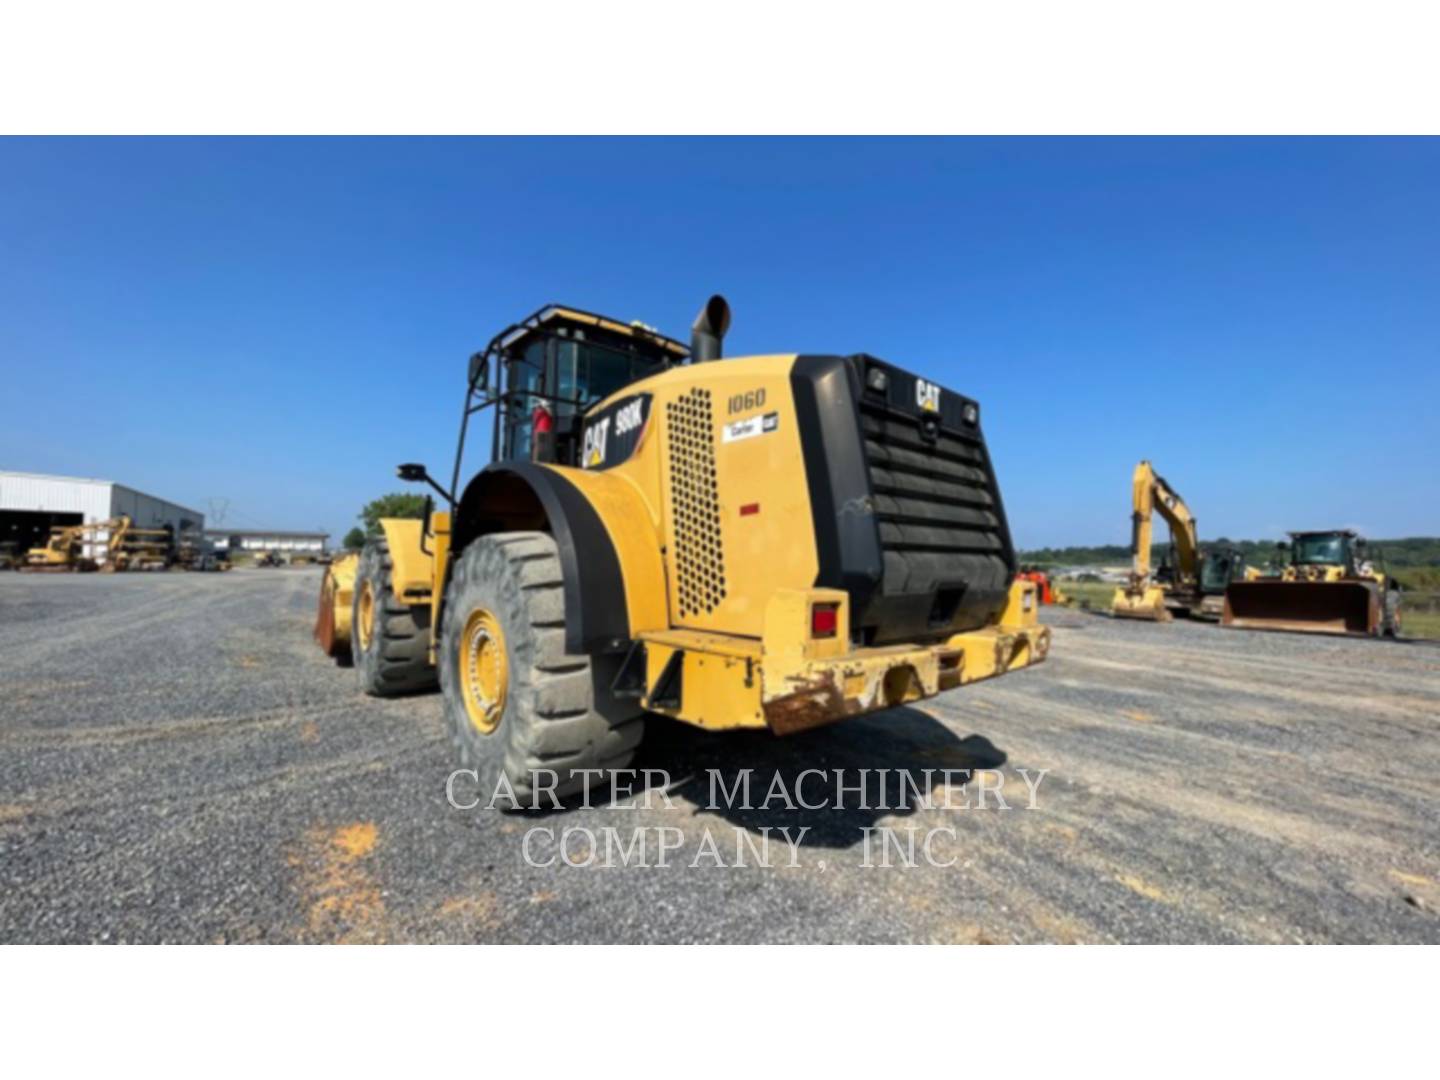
[353,540,439,696]
[440,532,644,807]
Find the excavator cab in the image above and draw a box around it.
[1199,549,1248,594]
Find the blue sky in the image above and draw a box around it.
[1,137,1436,547]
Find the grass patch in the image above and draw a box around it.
[1401,606,1440,641]
[1053,577,1440,641]
[1056,580,1117,612]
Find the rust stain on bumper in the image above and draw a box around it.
[762,674,855,736]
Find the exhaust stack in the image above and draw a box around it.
[690,294,731,362]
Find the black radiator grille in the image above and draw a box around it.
[856,399,1013,637]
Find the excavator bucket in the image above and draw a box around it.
[314,552,359,659]
[1111,584,1172,622]
[1221,580,1380,637]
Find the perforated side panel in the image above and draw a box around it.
[665,388,726,619]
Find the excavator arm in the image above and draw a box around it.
[1113,460,1201,621]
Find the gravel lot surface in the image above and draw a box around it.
[2,569,1437,943]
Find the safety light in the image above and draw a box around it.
[962,402,979,425]
[811,603,839,638]
[865,365,889,394]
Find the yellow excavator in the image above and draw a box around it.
[1222,530,1401,637]
[1111,460,1255,621]
[23,519,115,571]
[315,296,1050,802]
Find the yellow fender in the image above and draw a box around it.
[377,517,437,605]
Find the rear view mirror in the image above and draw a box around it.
[396,463,427,482]
[468,351,488,390]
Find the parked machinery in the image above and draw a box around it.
[22,518,119,571]
[1017,567,1065,605]
[1111,460,1252,621]
[1222,530,1400,637]
[105,519,173,571]
[315,296,1050,802]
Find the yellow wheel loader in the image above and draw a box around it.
[317,297,1050,801]
[1111,460,1252,622]
[1222,530,1400,637]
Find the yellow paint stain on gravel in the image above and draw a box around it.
[1116,874,1170,903]
[938,924,1000,944]
[1026,907,1090,944]
[437,893,501,930]
[1120,709,1156,724]
[289,822,385,943]
[1042,822,1080,846]
[1389,869,1433,889]
[332,822,378,858]
[237,655,261,669]
[0,804,32,824]
[298,720,319,744]
[529,889,558,904]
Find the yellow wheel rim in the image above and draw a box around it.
[356,579,376,651]
[459,608,507,735]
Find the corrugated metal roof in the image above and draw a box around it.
[0,469,113,486]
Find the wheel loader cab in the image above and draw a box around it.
[474,306,688,467]
[1288,531,1353,571]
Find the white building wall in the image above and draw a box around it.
[1,472,203,563]
[236,536,323,552]
[0,472,113,522]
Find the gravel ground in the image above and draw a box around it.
[2,569,1437,943]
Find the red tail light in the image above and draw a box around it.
[811,603,838,638]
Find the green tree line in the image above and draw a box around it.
[1021,536,1440,570]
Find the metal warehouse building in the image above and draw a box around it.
[204,529,328,555]
[0,471,204,558]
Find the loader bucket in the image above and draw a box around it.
[1111,585,1172,622]
[1221,580,1380,637]
[314,553,359,658]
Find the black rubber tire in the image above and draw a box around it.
[353,539,439,696]
[439,531,644,807]
[1382,587,1402,638]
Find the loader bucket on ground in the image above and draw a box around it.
[1221,580,1379,637]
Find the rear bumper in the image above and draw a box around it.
[758,621,1051,735]
[636,580,1051,733]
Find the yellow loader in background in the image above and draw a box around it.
[1222,530,1401,637]
[316,296,1050,802]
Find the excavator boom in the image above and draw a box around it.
[1111,460,1201,622]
